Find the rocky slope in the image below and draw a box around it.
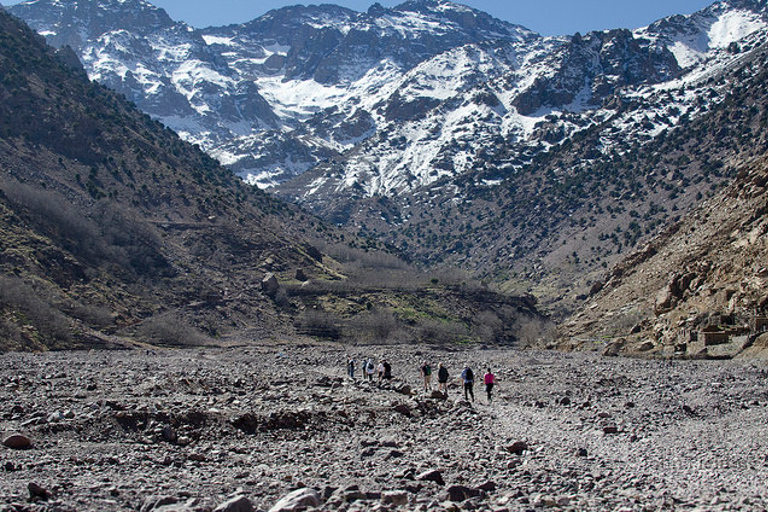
[2,344,768,511]
[558,151,768,358]
[0,8,544,351]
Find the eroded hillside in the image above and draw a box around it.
[558,155,768,358]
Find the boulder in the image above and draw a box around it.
[393,403,412,417]
[446,485,482,502]
[602,339,626,357]
[268,488,321,512]
[28,482,51,502]
[3,434,32,450]
[261,273,280,297]
[505,440,528,455]
[381,491,409,506]
[140,496,179,512]
[397,384,413,396]
[214,495,254,512]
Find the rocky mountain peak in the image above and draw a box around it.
[11,0,177,49]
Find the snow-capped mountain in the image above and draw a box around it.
[8,0,768,314]
[9,0,536,187]
[11,0,767,193]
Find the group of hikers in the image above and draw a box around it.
[346,357,497,403]
[349,357,393,383]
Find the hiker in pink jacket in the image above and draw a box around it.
[483,368,497,403]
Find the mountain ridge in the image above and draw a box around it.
[8,0,768,322]
[0,7,545,351]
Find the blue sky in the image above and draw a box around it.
[3,0,715,35]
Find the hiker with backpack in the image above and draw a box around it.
[382,359,392,381]
[420,361,433,392]
[437,363,449,395]
[460,365,474,402]
[365,358,375,382]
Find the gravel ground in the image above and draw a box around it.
[2,344,768,512]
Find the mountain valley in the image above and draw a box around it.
[0,0,767,355]
[0,7,544,352]
[7,0,768,327]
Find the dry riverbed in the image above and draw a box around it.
[2,343,768,511]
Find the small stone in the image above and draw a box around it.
[140,495,179,512]
[3,434,32,450]
[47,412,65,423]
[393,404,412,417]
[477,481,496,492]
[28,482,51,501]
[381,491,409,506]
[161,426,177,443]
[446,485,482,503]
[417,469,445,486]
[261,273,280,297]
[269,488,321,512]
[506,441,528,455]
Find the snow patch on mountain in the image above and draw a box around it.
[708,9,767,47]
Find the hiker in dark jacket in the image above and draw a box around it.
[437,363,449,394]
[460,366,474,402]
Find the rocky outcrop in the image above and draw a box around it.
[560,156,768,358]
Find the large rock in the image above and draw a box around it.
[268,488,321,512]
[505,440,528,455]
[381,491,409,506]
[417,469,445,486]
[214,495,254,512]
[261,273,280,297]
[3,434,32,450]
[446,485,482,502]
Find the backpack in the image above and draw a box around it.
[464,367,474,382]
[438,366,448,382]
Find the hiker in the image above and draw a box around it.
[347,357,356,379]
[383,359,392,381]
[365,358,375,382]
[437,363,449,394]
[377,360,385,383]
[484,368,496,403]
[420,361,432,391]
[460,365,474,402]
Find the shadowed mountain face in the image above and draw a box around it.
[0,7,323,350]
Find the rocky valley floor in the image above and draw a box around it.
[2,344,768,512]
